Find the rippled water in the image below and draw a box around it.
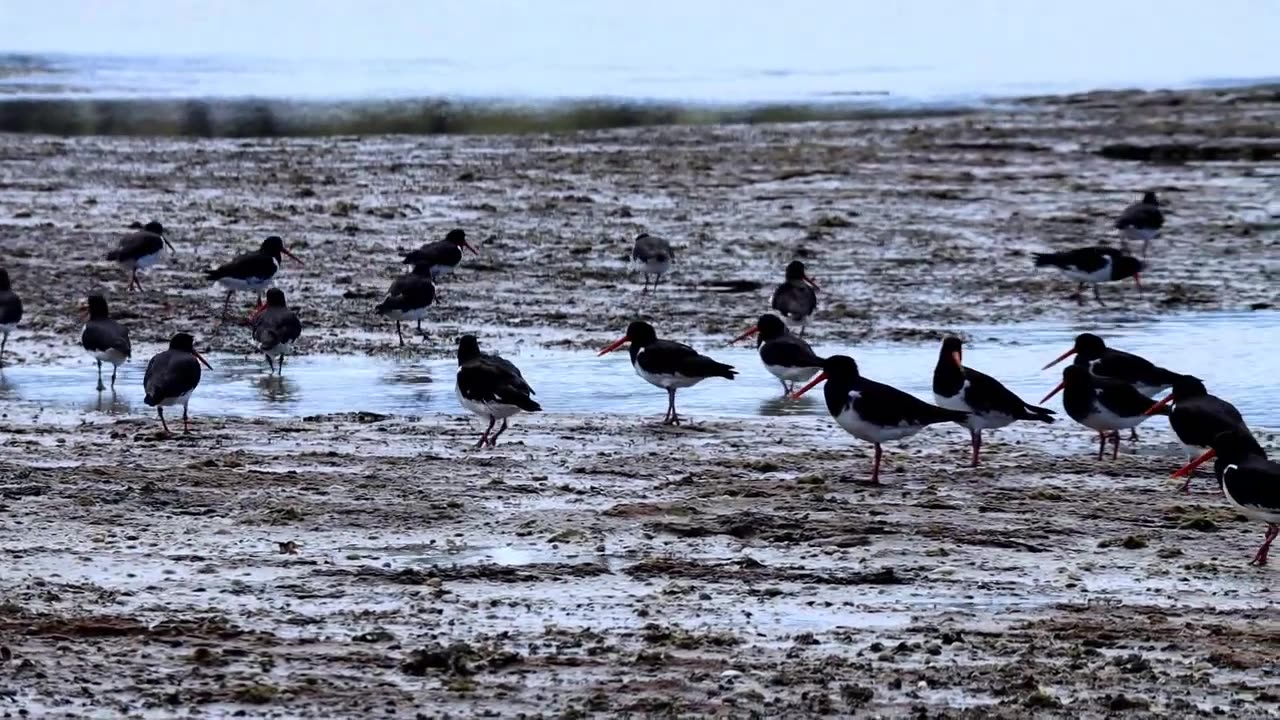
[1,311,1277,426]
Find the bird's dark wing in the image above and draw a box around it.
[1222,458,1280,511]
[760,335,823,369]
[1094,350,1178,387]
[376,274,435,312]
[458,360,542,412]
[632,235,673,263]
[963,367,1054,420]
[143,351,201,402]
[403,240,459,267]
[253,308,302,349]
[1095,380,1161,418]
[771,284,817,319]
[854,378,969,426]
[480,352,534,395]
[1033,248,1108,273]
[82,319,131,357]
[106,231,163,261]
[1116,203,1164,230]
[639,339,736,379]
[0,290,21,325]
[207,251,273,281]
[1170,396,1248,445]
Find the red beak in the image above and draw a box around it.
[951,351,963,369]
[1144,394,1174,416]
[1172,448,1215,479]
[249,302,268,322]
[729,325,759,345]
[1039,381,1065,405]
[1042,347,1076,371]
[193,350,213,370]
[598,336,629,356]
[790,371,828,400]
[462,241,479,256]
[282,248,304,266]
[804,276,820,291]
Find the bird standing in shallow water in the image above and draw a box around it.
[106,221,175,292]
[631,233,674,292]
[402,228,477,282]
[0,269,21,368]
[1115,191,1164,258]
[206,236,303,320]
[250,288,302,376]
[1041,363,1166,460]
[771,260,819,336]
[792,355,969,483]
[455,335,541,448]
[599,320,736,425]
[931,337,1054,467]
[1174,429,1278,565]
[375,264,436,346]
[1033,246,1143,306]
[143,332,213,435]
[730,313,823,395]
[80,294,131,391]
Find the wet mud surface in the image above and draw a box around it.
[1,86,1280,717]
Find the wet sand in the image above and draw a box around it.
[1,85,1280,717]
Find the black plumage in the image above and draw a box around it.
[731,313,823,394]
[631,233,674,292]
[1146,375,1250,491]
[1115,191,1164,256]
[374,264,436,346]
[0,268,21,367]
[402,229,476,280]
[1175,429,1278,565]
[251,288,302,375]
[931,337,1054,466]
[1032,246,1143,305]
[455,335,541,448]
[1044,362,1167,460]
[771,260,819,332]
[599,320,735,425]
[143,332,213,434]
[106,221,174,291]
[81,294,131,391]
[206,236,303,319]
[1043,332,1180,398]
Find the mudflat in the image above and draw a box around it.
[1,85,1278,717]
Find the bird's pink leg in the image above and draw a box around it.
[1251,524,1279,566]
[1096,432,1106,460]
[1111,431,1121,460]
[970,430,981,467]
[475,416,496,449]
[871,443,882,483]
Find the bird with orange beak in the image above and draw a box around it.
[143,332,214,435]
[1032,246,1143,305]
[791,355,967,483]
[1041,362,1166,460]
[599,320,736,425]
[771,261,819,336]
[1143,375,1250,490]
[729,313,823,395]
[1172,429,1278,565]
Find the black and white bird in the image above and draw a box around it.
[143,332,213,435]
[402,228,477,281]
[599,320,736,425]
[932,336,1055,466]
[1032,246,1143,305]
[1115,191,1164,257]
[374,264,436,346]
[771,260,819,335]
[1041,362,1167,459]
[1174,429,1278,565]
[0,268,20,368]
[455,334,541,448]
[791,355,968,483]
[106,221,175,292]
[249,288,302,375]
[80,294,131,391]
[1042,332,1180,398]
[730,313,823,395]
[1145,375,1250,491]
[206,236,303,319]
[631,233,674,292]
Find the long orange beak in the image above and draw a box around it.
[462,241,479,256]
[193,350,213,370]
[951,351,962,369]
[1144,394,1174,416]
[282,248,304,266]
[249,302,267,322]
[1172,448,1215,479]
[805,276,820,291]
[790,371,828,400]
[729,325,759,345]
[598,336,629,356]
[1042,347,1076,370]
[1039,381,1065,405]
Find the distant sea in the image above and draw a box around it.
[1,0,1276,135]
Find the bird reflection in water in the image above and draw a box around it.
[88,390,132,415]
[758,395,816,417]
[256,375,298,403]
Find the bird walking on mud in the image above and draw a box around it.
[250,288,302,376]
[931,337,1054,467]
[106,221,175,292]
[402,228,478,282]
[455,335,541,448]
[375,264,436,346]
[1041,362,1167,460]
[0,269,21,368]
[631,233,674,292]
[1032,246,1142,306]
[206,235,304,320]
[80,294,131,391]
[143,332,213,435]
[1144,375,1250,491]
[730,313,823,395]
[791,355,968,483]
[771,260,819,336]
[599,320,736,425]
[1174,429,1279,565]
[1115,191,1164,258]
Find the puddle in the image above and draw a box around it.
[0,310,1276,425]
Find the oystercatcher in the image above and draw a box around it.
[80,294,131,391]
[106,221,175,292]
[374,264,436,346]
[205,236,303,319]
[1032,246,1143,305]
[1144,375,1250,491]
[792,355,968,483]
[730,313,823,395]
[598,320,736,425]
[1042,333,1180,398]
[402,228,477,281]
[771,261,819,335]
[932,337,1055,467]
[249,288,302,375]
[1115,191,1164,257]
[0,269,20,368]
[1040,363,1167,459]
[143,332,213,434]
[631,233,674,292]
[455,334,541,448]
[1174,429,1278,565]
